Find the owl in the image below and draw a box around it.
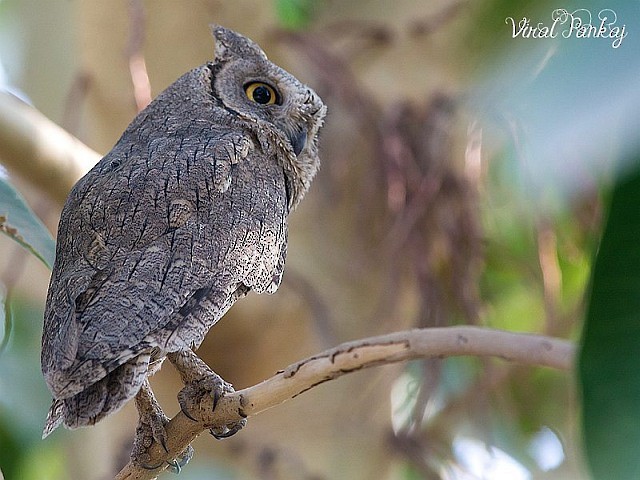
[40,25,326,465]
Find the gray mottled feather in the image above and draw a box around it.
[41,26,325,434]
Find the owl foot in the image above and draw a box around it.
[168,349,247,439]
[131,379,194,471]
[177,374,246,438]
[177,373,233,420]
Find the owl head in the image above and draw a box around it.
[209,26,326,209]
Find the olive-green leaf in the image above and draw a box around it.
[0,175,55,269]
[579,162,640,479]
[275,0,315,30]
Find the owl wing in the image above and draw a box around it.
[42,129,288,401]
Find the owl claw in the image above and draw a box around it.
[137,443,193,474]
[159,435,169,454]
[177,374,232,420]
[138,459,165,471]
[212,386,222,410]
[181,406,198,422]
[176,372,247,438]
[180,389,221,421]
[132,414,170,468]
[134,417,194,472]
[168,459,181,474]
[132,379,195,471]
[168,350,248,439]
[210,418,247,439]
[167,445,194,474]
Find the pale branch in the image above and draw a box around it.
[0,92,100,206]
[127,0,152,112]
[115,326,574,480]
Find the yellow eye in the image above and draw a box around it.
[245,82,278,105]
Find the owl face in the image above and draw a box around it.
[210,26,326,208]
[213,60,324,155]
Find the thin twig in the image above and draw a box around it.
[127,0,152,112]
[115,326,574,480]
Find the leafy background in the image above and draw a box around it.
[0,0,638,479]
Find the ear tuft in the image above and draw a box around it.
[210,25,268,63]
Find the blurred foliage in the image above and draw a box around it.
[0,298,67,480]
[0,0,638,479]
[0,176,55,269]
[274,0,318,30]
[579,162,640,480]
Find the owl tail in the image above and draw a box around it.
[41,352,150,438]
[42,399,64,439]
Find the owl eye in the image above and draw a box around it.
[244,82,279,105]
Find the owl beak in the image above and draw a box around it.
[290,129,307,157]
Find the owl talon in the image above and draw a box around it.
[134,403,169,455]
[212,385,222,410]
[138,460,165,471]
[159,436,169,454]
[168,349,241,433]
[132,379,193,469]
[167,445,194,474]
[210,418,247,439]
[181,406,198,422]
[176,374,232,422]
[168,459,181,474]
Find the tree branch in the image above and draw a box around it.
[0,92,99,206]
[115,326,574,480]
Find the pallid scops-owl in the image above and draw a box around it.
[41,25,326,456]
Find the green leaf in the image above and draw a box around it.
[579,161,640,479]
[275,0,315,30]
[0,287,9,353]
[0,176,55,269]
